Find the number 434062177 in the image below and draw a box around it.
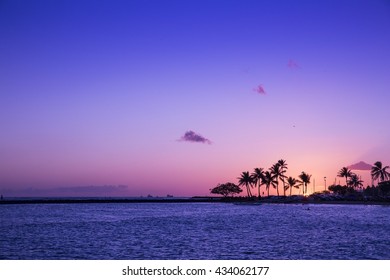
[214,267,269,276]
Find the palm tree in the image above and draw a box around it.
[261,171,277,197]
[285,176,301,196]
[251,167,265,198]
[238,171,254,197]
[371,161,390,185]
[348,173,364,190]
[277,159,288,196]
[338,167,353,187]
[298,171,311,195]
[269,162,285,196]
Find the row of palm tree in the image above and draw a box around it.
[235,160,390,198]
[337,161,390,189]
[237,159,312,197]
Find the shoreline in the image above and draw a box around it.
[0,197,221,205]
[1,196,389,205]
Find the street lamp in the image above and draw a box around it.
[324,177,327,191]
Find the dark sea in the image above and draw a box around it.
[1,202,389,259]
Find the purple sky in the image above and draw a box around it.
[1,0,390,197]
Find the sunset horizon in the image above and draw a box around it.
[1,0,389,198]
[0,158,384,198]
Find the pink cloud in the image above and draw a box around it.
[348,161,372,171]
[179,130,212,144]
[253,84,266,95]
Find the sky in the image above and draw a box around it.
[1,0,390,197]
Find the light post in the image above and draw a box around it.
[324,177,327,191]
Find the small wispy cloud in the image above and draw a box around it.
[287,59,300,69]
[253,84,266,95]
[179,130,212,144]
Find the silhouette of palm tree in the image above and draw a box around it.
[338,167,353,187]
[285,176,301,196]
[238,171,254,197]
[251,168,265,198]
[348,173,363,190]
[371,161,390,185]
[270,162,286,196]
[298,171,311,195]
[277,159,288,196]
[261,171,277,197]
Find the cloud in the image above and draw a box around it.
[287,59,300,69]
[179,130,212,144]
[0,185,130,197]
[348,161,372,171]
[253,84,266,95]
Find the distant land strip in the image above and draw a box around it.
[0,197,223,205]
[1,196,390,205]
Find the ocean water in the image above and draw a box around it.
[0,202,389,259]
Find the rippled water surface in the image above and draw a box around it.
[1,203,389,259]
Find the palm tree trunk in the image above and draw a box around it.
[282,171,286,196]
[276,182,279,196]
[247,185,252,197]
